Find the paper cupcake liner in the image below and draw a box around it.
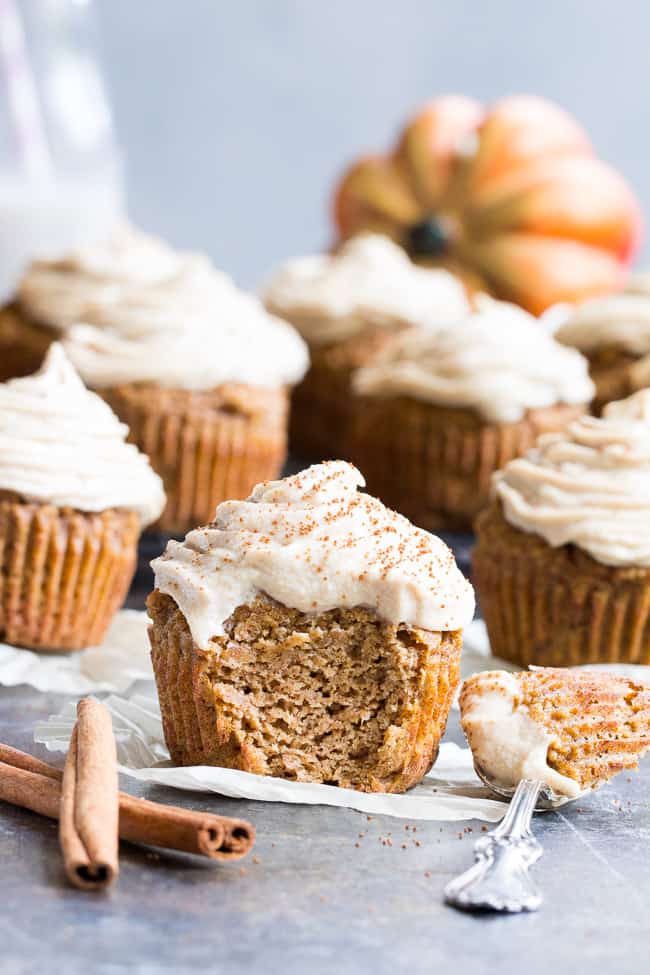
[0,499,139,653]
[102,383,289,536]
[290,361,352,460]
[348,397,585,531]
[147,590,463,793]
[0,303,53,382]
[473,503,650,667]
[290,325,408,460]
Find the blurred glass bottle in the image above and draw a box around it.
[0,0,123,299]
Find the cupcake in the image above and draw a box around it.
[349,296,594,531]
[0,223,184,381]
[261,234,469,459]
[37,228,309,536]
[555,274,650,413]
[474,388,650,667]
[0,344,164,652]
[460,669,650,798]
[147,461,475,792]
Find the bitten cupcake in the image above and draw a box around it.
[349,296,594,531]
[474,388,650,667]
[0,344,164,652]
[147,461,475,793]
[44,231,309,536]
[261,234,469,459]
[555,274,650,413]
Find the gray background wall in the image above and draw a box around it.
[97,0,650,288]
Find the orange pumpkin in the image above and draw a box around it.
[334,95,642,314]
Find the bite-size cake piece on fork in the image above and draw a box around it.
[460,668,650,799]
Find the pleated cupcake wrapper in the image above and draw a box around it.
[289,327,403,461]
[0,500,139,653]
[290,360,353,460]
[349,400,584,531]
[474,511,650,667]
[149,594,464,793]
[103,387,288,536]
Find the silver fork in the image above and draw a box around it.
[444,779,544,913]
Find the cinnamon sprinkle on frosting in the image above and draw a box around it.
[152,461,475,649]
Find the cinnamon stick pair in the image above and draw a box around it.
[0,699,255,892]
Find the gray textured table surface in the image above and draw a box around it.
[2,585,649,975]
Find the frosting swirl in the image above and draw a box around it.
[495,389,650,566]
[62,303,308,390]
[556,279,650,356]
[152,460,475,649]
[0,344,165,526]
[261,234,469,344]
[19,222,309,390]
[353,296,594,422]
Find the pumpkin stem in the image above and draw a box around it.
[407,215,456,258]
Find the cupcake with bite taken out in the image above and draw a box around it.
[147,461,475,792]
[261,234,469,459]
[0,344,164,652]
[348,296,594,531]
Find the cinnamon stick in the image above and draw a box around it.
[0,742,255,863]
[60,699,120,890]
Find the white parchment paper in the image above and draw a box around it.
[0,610,152,693]
[34,692,509,822]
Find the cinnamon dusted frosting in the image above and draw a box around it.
[19,222,309,390]
[353,296,594,423]
[0,344,165,526]
[261,234,469,344]
[460,672,581,800]
[152,460,475,649]
[495,388,650,567]
[556,277,650,356]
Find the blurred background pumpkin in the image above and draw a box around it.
[334,95,642,313]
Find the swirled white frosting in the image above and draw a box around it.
[261,234,469,344]
[495,388,650,566]
[556,279,650,356]
[152,460,475,649]
[62,305,308,390]
[460,672,581,800]
[18,222,309,390]
[0,344,165,525]
[353,296,594,422]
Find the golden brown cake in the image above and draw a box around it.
[460,669,650,797]
[0,304,53,382]
[556,277,650,413]
[349,296,594,531]
[474,390,650,667]
[0,345,164,652]
[148,592,461,792]
[262,234,469,459]
[100,382,289,535]
[148,461,475,792]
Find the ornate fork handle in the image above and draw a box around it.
[444,779,543,913]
